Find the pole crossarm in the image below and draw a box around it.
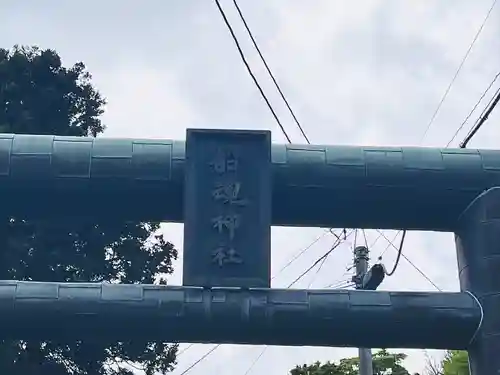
[0,133,498,230]
[0,280,481,349]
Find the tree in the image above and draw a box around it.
[290,349,411,375]
[425,350,469,375]
[0,45,178,375]
[442,351,469,375]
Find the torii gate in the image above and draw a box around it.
[0,129,497,374]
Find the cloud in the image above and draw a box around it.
[0,0,499,374]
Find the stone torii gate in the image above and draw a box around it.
[0,129,497,374]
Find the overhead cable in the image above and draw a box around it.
[446,70,500,147]
[382,1,499,277]
[272,230,329,279]
[288,230,353,288]
[178,344,221,375]
[213,0,292,143]
[232,0,311,144]
[239,231,351,375]
[397,0,498,281]
[419,0,498,142]
[243,347,268,375]
[307,235,343,288]
[375,230,442,291]
[460,85,500,148]
[383,229,406,276]
[177,228,345,374]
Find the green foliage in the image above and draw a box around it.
[0,45,178,375]
[442,351,469,375]
[0,45,105,136]
[290,349,410,375]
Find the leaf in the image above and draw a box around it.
[0,45,178,375]
[290,350,410,375]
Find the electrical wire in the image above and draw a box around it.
[231,0,311,144]
[400,251,442,292]
[324,262,356,289]
[361,229,368,247]
[176,228,345,374]
[376,79,498,285]
[243,347,268,375]
[190,3,499,374]
[376,230,402,260]
[377,0,499,276]
[233,3,500,371]
[326,280,355,289]
[375,230,442,291]
[178,344,221,375]
[213,0,292,143]
[239,231,352,375]
[307,236,341,288]
[177,343,195,357]
[271,230,329,280]
[460,86,500,148]
[288,230,353,288]
[388,68,500,290]
[446,70,500,147]
[228,0,352,288]
[383,229,406,276]
[419,0,498,142]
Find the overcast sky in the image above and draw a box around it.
[1,1,500,374]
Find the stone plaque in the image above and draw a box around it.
[183,129,271,288]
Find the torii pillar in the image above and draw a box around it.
[455,187,500,375]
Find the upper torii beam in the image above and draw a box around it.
[1,132,498,230]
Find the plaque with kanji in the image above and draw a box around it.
[183,129,271,288]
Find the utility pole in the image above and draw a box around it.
[353,245,374,375]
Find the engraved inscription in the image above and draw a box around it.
[209,147,247,267]
[210,148,238,174]
[184,129,270,288]
[212,214,240,240]
[212,246,243,267]
[212,182,249,206]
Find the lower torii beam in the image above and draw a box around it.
[0,281,481,349]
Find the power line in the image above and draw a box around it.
[177,343,195,357]
[271,230,329,280]
[307,235,343,288]
[213,0,292,143]
[361,229,368,247]
[420,0,498,142]
[324,261,357,288]
[446,70,500,147]
[241,232,352,375]
[243,347,267,375]
[326,280,355,289]
[385,1,498,281]
[375,230,441,291]
[307,254,329,288]
[176,228,344,374]
[231,0,311,144]
[288,230,353,288]
[400,251,442,292]
[383,230,406,277]
[393,68,500,290]
[381,74,500,287]
[191,3,496,373]
[178,344,221,375]
[460,85,500,148]
[376,230,402,260]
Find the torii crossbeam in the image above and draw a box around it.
[0,129,497,375]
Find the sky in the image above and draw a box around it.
[1,0,500,374]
